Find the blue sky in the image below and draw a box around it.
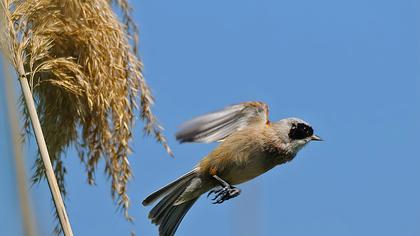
[1,0,420,235]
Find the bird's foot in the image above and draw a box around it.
[207,186,241,204]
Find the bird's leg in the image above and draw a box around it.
[207,175,241,204]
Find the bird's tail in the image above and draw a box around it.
[142,169,199,236]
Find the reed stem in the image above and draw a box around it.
[18,73,74,236]
[3,59,39,236]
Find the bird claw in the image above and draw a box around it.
[207,186,241,204]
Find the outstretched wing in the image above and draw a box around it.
[175,101,269,143]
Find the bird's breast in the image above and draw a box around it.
[197,127,293,185]
[223,151,291,185]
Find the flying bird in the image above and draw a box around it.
[142,101,322,236]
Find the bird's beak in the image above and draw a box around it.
[310,134,323,141]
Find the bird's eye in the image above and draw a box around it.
[289,123,313,140]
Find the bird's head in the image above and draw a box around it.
[273,117,322,153]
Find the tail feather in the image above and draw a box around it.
[143,170,199,236]
[159,199,197,236]
[150,184,187,224]
[142,169,197,206]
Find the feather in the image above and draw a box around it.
[142,169,197,206]
[145,170,199,236]
[176,101,269,143]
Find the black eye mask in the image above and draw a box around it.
[289,123,313,140]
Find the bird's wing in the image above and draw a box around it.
[175,101,269,143]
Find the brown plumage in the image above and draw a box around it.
[143,101,322,236]
[198,124,289,185]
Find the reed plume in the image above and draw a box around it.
[0,0,172,232]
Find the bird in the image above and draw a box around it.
[142,101,322,236]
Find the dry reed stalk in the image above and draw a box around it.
[3,59,39,236]
[20,62,74,236]
[0,0,172,233]
[0,1,74,234]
